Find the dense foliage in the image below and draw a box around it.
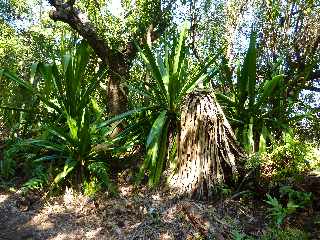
[0,0,319,237]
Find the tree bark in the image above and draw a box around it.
[47,0,167,116]
[170,90,244,199]
[48,0,129,116]
[107,52,129,115]
[47,0,174,118]
[49,1,112,65]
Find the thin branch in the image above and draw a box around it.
[0,106,31,112]
[123,0,174,62]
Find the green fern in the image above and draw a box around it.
[88,161,116,193]
[21,165,48,192]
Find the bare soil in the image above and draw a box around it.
[0,183,270,240]
[1,172,320,240]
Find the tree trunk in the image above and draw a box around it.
[170,90,244,199]
[48,0,170,117]
[48,1,130,116]
[106,52,130,136]
[108,52,129,116]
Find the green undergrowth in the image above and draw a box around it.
[232,227,308,240]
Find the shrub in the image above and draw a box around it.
[260,133,319,181]
[0,41,119,194]
[265,186,312,226]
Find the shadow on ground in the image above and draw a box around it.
[0,170,320,240]
[0,185,267,240]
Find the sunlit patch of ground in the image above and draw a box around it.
[0,178,319,239]
[0,185,264,239]
[0,194,9,204]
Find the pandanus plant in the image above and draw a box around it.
[133,23,217,186]
[216,32,287,154]
[0,41,112,190]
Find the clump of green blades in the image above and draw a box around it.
[135,23,218,186]
[1,41,111,190]
[216,31,286,154]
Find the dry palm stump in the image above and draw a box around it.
[170,90,244,199]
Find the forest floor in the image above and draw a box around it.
[0,184,266,240]
[1,172,320,240]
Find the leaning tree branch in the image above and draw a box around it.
[49,0,173,66]
[49,0,111,65]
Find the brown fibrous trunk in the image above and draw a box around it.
[170,90,245,199]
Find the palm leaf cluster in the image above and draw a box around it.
[134,23,218,186]
[216,32,287,154]
[1,41,113,191]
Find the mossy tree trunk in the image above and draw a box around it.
[170,90,244,199]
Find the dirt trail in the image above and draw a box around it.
[2,172,320,240]
[0,186,270,240]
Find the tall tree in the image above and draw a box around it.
[255,0,320,95]
[255,0,320,140]
[47,0,173,116]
